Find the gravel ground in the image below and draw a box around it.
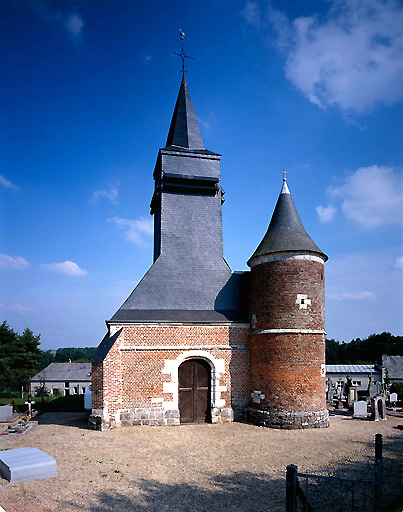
[0,412,402,512]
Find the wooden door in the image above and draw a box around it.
[179,359,211,423]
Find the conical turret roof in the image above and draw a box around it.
[165,76,205,150]
[248,177,327,266]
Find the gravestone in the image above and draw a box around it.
[371,396,386,421]
[353,401,368,418]
[0,447,57,483]
[348,388,358,408]
[0,405,15,422]
[390,392,398,403]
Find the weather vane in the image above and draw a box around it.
[282,169,288,181]
[174,29,194,77]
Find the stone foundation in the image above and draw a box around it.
[247,407,329,429]
[89,406,236,430]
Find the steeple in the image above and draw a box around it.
[166,77,205,150]
[248,175,327,266]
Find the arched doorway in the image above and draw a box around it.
[178,359,211,423]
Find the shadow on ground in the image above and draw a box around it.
[68,471,284,512]
[36,412,90,429]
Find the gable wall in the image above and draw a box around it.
[91,324,249,429]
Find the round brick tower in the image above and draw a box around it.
[247,175,328,429]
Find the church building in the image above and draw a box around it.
[90,76,329,430]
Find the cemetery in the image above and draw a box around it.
[0,410,402,511]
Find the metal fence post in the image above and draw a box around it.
[286,464,298,512]
[375,433,382,512]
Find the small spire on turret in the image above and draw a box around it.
[281,169,290,195]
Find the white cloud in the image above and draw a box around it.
[328,291,376,301]
[65,14,84,37]
[91,185,119,205]
[0,254,30,270]
[32,2,84,40]
[40,261,87,277]
[316,204,336,223]
[394,256,403,269]
[0,303,33,314]
[265,0,403,114]
[329,165,402,228]
[241,1,261,29]
[197,117,210,133]
[0,175,19,190]
[108,216,153,245]
[325,252,402,339]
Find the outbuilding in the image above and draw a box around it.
[30,363,92,397]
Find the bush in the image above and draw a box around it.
[1,394,85,413]
[0,388,21,399]
[390,382,403,402]
[0,397,27,412]
[35,394,85,412]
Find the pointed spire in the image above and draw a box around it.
[166,76,205,150]
[281,169,290,194]
[248,175,327,265]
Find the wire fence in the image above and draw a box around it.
[286,433,403,512]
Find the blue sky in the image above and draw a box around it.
[0,0,402,350]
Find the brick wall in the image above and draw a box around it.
[249,332,326,412]
[248,257,328,429]
[250,258,325,331]
[91,324,249,428]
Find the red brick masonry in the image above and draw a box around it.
[91,324,249,429]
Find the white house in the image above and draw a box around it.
[30,363,92,397]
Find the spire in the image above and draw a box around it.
[248,175,327,265]
[281,169,290,194]
[166,76,205,150]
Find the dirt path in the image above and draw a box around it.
[0,413,402,511]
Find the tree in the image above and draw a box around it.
[0,321,42,392]
[35,379,51,398]
[326,332,403,364]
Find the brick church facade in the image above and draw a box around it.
[90,77,329,430]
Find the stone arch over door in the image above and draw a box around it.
[178,358,211,423]
[161,350,227,422]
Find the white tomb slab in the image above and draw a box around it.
[0,447,57,483]
[353,401,368,418]
[390,392,398,403]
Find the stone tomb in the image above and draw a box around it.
[0,405,16,422]
[353,401,368,418]
[389,392,398,403]
[0,447,57,483]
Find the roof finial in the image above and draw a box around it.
[174,29,194,78]
[281,169,290,194]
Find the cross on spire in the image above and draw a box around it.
[282,169,287,182]
[174,29,194,77]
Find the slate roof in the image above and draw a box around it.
[326,364,380,374]
[110,265,250,323]
[30,363,92,382]
[166,76,204,150]
[382,355,403,380]
[109,77,250,326]
[248,178,327,265]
